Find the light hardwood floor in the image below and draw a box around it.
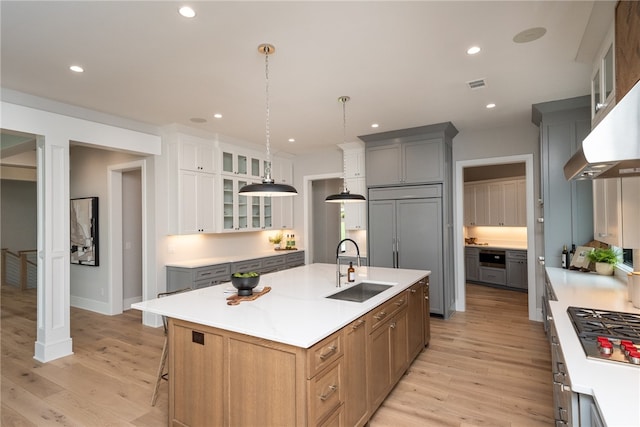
[1,283,553,426]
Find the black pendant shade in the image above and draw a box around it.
[325,190,366,203]
[239,178,298,197]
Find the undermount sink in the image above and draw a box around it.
[326,282,393,303]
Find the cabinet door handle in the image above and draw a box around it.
[390,322,396,329]
[394,299,405,306]
[410,289,417,293]
[374,311,387,321]
[319,345,337,361]
[319,384,337,401]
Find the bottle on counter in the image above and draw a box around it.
[347,262,355,282]
[290,234,295,248]
[570,244,576,263]
[562,245,569,269]
[285,234,291,249]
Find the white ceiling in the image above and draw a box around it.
[1,1,613,156]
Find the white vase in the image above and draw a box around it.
[273,243,281,250]
[595,262,614,276]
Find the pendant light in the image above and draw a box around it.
[239,44,298,197]
[325,96,366,203]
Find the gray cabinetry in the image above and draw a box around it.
[167,263,231,292]
[506,250,528,290]
[362,122,457,319]
[478,267,506,285]
[369,185,445,316]
[464,247,479,282]
[285,251,305,268]
[363,136,446,187]
[167,250,305,291]
[532,97,593,268]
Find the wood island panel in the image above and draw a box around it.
[616,1,640,101]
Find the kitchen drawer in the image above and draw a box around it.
[367,292,407,332]
[261,255,286,273]
[193,274,228,289]
[307,358,343,425]
[307,330,343,378]
[196,264,230,281]
[478,267,506,285]
[317,402,344,427]
[232,259,262,273]
[506,250,527,260]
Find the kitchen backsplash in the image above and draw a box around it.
[465,226,527,247]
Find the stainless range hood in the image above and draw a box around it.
[564,80,640,180]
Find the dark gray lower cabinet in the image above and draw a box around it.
[464,248,479,282]
[368,185,447,317]
[506,250,528,290]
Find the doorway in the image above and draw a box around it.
[108,160,146,315]
[311,178,342,263]
[303,173,342,265]
[454,154,538,321]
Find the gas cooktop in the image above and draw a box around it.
[567,307,640,366]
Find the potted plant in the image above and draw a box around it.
[587,247,621,276]
[268,232,283,250]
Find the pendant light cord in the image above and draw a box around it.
[264,46,272,181]
[340,96,349,193]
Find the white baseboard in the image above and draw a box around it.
[70,295,111,315]
[123,296,142,310]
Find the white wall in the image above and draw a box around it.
[69,146,144,308]
[0,179,37,251]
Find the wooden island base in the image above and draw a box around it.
[168,277,429,427]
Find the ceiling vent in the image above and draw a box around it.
[467,79,487,90]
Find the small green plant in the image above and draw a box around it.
[268,232,283,244]
[232,272,259,278]
[587,247,621,265]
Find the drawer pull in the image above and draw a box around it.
[319,345,337,361]
[200,272,212,276]
[352,319,365,329]
[410,289,417,293]
[394,299,405,306]
[319,385,337,401]
[390,322,396,329]
[374,311,387,321]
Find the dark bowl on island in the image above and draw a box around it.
[230,273,260,296]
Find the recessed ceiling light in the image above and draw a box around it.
[190,117,207,123]
[178,6,196,18]
[513,27,546,44]
[467,46,481,55]
[288,138,295,143]
[69,65,84,73]
[486,103,496,109]
[213,113,222,119]
[371,123,379,128]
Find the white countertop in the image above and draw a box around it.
[545,267,640,426]
[166,249,304,268]
[133,263,429,348]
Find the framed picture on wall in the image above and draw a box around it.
[70,196,99,266]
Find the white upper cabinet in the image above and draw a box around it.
[271,156,294,229]
[591,23,616,127]
[464,178,525,227]
[593,178,622,247]
[621,177,640,249]
[343,149,365,178]
[178,134,216,173]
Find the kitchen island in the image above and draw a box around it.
[545,267,640,426]
[133,263,430,427]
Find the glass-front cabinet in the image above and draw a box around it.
[218,176,272,232]
[221,149,264,179]
[591,23,615,126]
